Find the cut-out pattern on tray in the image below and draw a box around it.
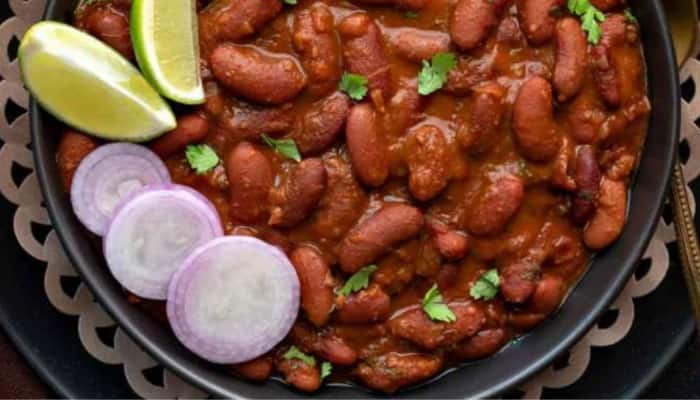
[0,1,697,397]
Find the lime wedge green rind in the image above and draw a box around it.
[131,0,205,105]
[19,21,176,142]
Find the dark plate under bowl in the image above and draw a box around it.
[31,0,679,398]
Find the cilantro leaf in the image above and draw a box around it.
[624,8,637,24]
[469,269,500,300]
[284,0,298,4]
[283,346,316,366]
[337,265,377,296]
[404,11,418,18]
[339,72,368,101]
[185,144,220,174]
[261,134,301,162]
[321,362,332,380]
[417,52,457,95]
[567,0,606,44]
[421,284,456,323]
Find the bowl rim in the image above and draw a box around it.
[31,0,680,398]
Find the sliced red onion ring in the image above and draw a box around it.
[167,236,300,364]
[104,184,223,300]
[71,143,171,235]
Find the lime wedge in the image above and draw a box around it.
[19,21,176,142]
[131,0,204,105]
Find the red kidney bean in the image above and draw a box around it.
[513,76,562,161]
[508,312,545,330]
[384,79,424,139]
[216,102,294,141]
[433,230,470,260]
[310,154,368,241]
[226,142,273,223]
[80,3,134,60]
[57,131,99,191]
[289,322,358,365]
[336,284,392,324]
[572,145,601,224]
[292,92,350,156]
[406,125,451,201]
[445,57,495,96]
[450,0,504,51]
[389,28,450,63]
[466,173,524,236]
[601,147,637,181]
[276,355,321,392]
[230,356,273,381]
[149,114,209,158]
[351,0,426,9]
[516,0,563,45]
[388,303,485,350]
[318,338,358,366]
[499,261,540,303]
[453,328,507,360]
[567,92,605,144]
[548,230,586,276]
[338,13,392,99]
[599,97,650,142]
[553,18,587,102]
[210,44,307,105]
[290,246,335,327]
[590,0,623,11]
[550,136,576,192]
[458,81,505,155]
[269,158,327,228]
[198,0,282,44]
[530,274,564,315]
[428,220,470,261]
[345,103,389,187]
[591,14,628,108]
[583,177,627,250]
[292,3,343,97]
[591,46,619,108]
[355,353,442,394]
[338,204,424,273]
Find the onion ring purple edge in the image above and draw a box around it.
[70,143,170,236]
[166,236,300,364]
[103,185,224,299]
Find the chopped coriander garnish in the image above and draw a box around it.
[337,265,377,296]
[283,346,316,366]
[338,72,369,101]
[567,0,606,44]
[417,52,457,96]
[421,284,456,323]
[261,134,301,162]
[185,144,220,174]
[623,8,637,24]
[320,362,333,380]
[469,269,500,300]
[284,0,298,4]
[404,11,419,18]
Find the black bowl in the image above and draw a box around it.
[32,0,679,397]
